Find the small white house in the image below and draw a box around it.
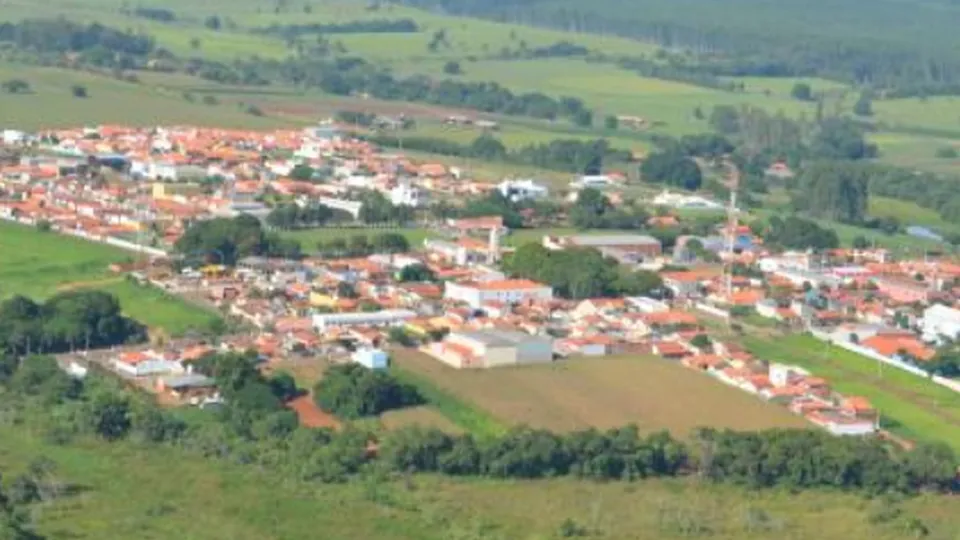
[352,348,389,370]
[497,179,549,202]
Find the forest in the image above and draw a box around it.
[396,0,960,95]
[174,214,302,266]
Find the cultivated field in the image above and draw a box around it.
[392,351,810,435]
[3,426,958,540]
[745,335,960,453]
[0,221,223,336]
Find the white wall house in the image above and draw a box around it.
[443,279,553,309]
[921,304,960,343]
[312,309,416,330]
[352,348,389,369]
[390,182,426,207]
[497,179,549,202]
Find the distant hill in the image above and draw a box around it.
[398,0,960,94]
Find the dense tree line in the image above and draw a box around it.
[314,232,412,258]
[174,214,301,266]
[752,215,839,251]
[314,364,423,419]
[255,19,420,38]
[0,18,155,61]
[393,0,960,95]
[640,149,704,190]
[367,133,630,174]
[867,165,960,226]
[504,243,663,299]
[356,190,415,225]
[570,188,649,229]
[129,7,177,23]
[0,349,956,495]
[207,56,594,124]
[0,292,146,356]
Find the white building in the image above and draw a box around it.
[651,190,724,210]
[112,350,183,378]
[921,304,960,343]
[570,175,613,189]
[497,179,549,202]
[390,182,426,207]
[625,296,670,313]
[318,197,363,219]
[312,309,417,330]
[443,279,553,309]
[352,348,389,370]
[428,330,553,369]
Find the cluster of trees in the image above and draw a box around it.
[570,188,649,229]
[314,363,423,419]
[0,18,155,69]
[0,292,146,356]
[129,7,177,22]
[639,149,704,191]
[1,78,31,94]
[356,190,415,224]
[493,40,590,60]
[266,203,335,230]
[314,232,412,258]
[505,243,663,299]
[174,214,301,266]
[924,345,960,378]
[256,19,420,38]
[368,133,630,174]
[753,215,839,251]
[867,165,960,225]
[792,161,869,224]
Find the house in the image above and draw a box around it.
[155,373,217,402]
[556,336,614,357]
[113,350,183,377]
[921,304,960,343]
[427,330,553,369]
[860,334,935,362]
[497,179,549,202]
[352,348,389,370]
[312,309,417,330]
[444,279,553,309]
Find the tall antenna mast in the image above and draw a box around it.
[724,160,740,301]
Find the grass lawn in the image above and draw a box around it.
[0,221,223,336]
[744,334,960,453]
[280,226,439,252]
[2,425,957,540]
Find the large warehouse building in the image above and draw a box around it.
[427,330,554,369]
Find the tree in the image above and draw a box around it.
[604,115,619,130]
[790,82,813,101]
[853,92,873,116]
[1,79,30,94]
[71,85,88,98]
[640,150,703,190]
[923,347,960,377]
[314,363,423,418]
[761,215,840,250]
[852,235,871,249]
[793,161,869,223]
[442,60,462,75]
[934,146,958,159]
[399,264,436,282]
[84,391,132,440]
[289,164,314,180]
[388,327,416,346]
[690,334,712,349]
[175,215,299,265]
[204,15,222,31]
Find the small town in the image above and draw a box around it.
[1,123,958,447]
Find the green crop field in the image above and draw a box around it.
[0,221,223,336]
[280,226,439,252]
[744,335,960,453]
[2,424,957,540]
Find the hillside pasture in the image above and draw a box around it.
[392,351,810,435]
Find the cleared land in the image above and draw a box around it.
[392,351,810,435]
[0,221,223,336]
[744,334,960,453]
[2,426,958,540]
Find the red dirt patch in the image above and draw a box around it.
[287,394,340,429]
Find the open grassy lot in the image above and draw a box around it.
[0,63,296,130]
[379,405,466,434]
[744,334,960,453]
[1,425,958,540]
[392,351,810,436]
[0,221,222,336]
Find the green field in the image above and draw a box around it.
[744,335,960,453]
[2,425,958,540]
[280,226,439,252]
[0,221,223,336]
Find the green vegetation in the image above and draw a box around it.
[280,227,436,253]
[0,221,223,336]
[744,335,960,453]
[175,214,301,265]
[391,361,507,437]
[314,363,425,419]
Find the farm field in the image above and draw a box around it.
[0,221,223,336]
[744,335,960,453]
[391,351,811,435]
[2,425,958,540]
